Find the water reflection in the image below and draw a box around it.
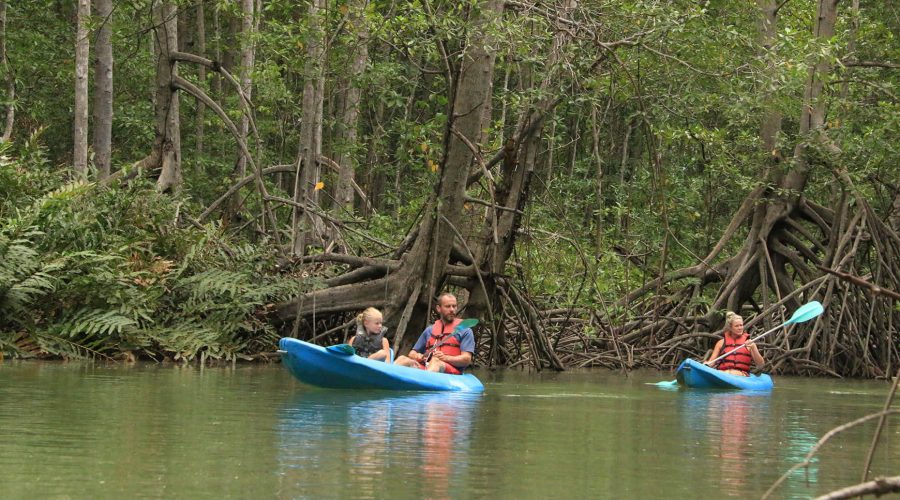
[678,390,773,496]
[712,393,753,491]
[778,418,820,499]
[276,391,481,499]
[3,364,886,498]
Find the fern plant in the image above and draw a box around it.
[0,233,58,321]
[0,139,312,362]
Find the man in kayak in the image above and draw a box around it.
[705,311,765,376]
[393,293,475,374]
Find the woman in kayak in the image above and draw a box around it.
[348,307,391,362]
[705,311,765,376]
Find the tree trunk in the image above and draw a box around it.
[92,0,113,180]
[738,0,784,325]
[465,0,577,370]
[151,0,181,192]
[291,0,327,256]
[195,1,206,156]
[0,0,14,143]
[616,0,847,358]
[212,3,223,99]
[728,0,838,310]
[177,3,191,53]
[363,89,386,214]
[73,0,90,176]
[332,0,368,214]
[704,0,840,314]
[591,103,604,256]
[233,0,256,184]
[757,0,782,158]
[277,0,503,351]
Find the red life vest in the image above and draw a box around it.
[422,319,464,375]
[425,318,463,357]
[717,333,753,373]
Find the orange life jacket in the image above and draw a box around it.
[421,319,465,375]
[425,318,463,357]
[717,333,753,373]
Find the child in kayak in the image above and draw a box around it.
[705,311,765,376]
[348,307,391,362]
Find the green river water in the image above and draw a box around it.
[1,362,896,499]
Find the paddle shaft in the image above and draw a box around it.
[424,335,450,363]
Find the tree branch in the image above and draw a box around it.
[814,476,900,500]
[817,266,900,300]
[293,253,398,269]
[841,60,900,69]
[763,409,900,499]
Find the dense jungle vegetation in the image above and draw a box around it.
[0,0,897,377]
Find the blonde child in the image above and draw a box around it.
[348,307,390,362]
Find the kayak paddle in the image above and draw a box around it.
[705,300,823,366]
[650,300,825,387]
[455,318,479,331]
[326,344,356,355]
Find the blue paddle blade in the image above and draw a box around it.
[787,301,824,324]
[651,380,681,391]
[326,344,356,356]
[455,318,479,332]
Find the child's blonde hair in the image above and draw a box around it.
[356,307,383,325]
[724,311,743,331]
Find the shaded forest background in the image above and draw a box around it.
[0,0,897,378]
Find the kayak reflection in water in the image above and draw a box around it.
[705,312,765,377]
[710,393,753,493]
[276,391,480,497]
[422,395,459,500]
[348,307,391,362]
[394,293,475,374]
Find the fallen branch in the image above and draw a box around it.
[814,476,900,500]
[762,409,900,499]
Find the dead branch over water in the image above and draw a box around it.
[763,367,900,499]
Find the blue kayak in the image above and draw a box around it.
[278,338,484,392]
[675,359,773,390]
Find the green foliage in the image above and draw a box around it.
[0,233,58,318]
[2,0,896,354]
[0,142,307,361]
